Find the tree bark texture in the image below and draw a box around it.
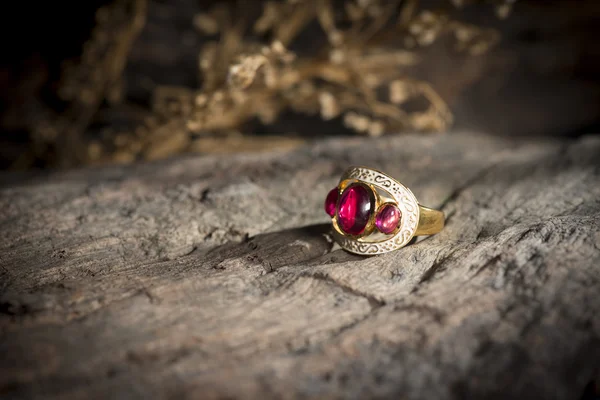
[0,132,599,399]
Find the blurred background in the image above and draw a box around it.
[1,0,599,170]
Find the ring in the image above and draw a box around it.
[324,166,444,255]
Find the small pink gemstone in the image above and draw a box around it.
[324,188,339,217]
[375,204,401,234]
[337,184,373,235]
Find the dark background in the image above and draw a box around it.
[1,0,599,170]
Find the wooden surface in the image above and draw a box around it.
[0,132,599,399]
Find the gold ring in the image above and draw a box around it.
[324,166,444,255]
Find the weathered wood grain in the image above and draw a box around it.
[0,132,599,400]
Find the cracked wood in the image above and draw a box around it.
[0,132,599,400]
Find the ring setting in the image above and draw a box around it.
[324,166,444,255]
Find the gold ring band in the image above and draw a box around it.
[324,166,444,255]
[415,205,445,236]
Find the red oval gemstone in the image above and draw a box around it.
[324,187,339,217]
[375,204,401,234]
[337,184,373,235]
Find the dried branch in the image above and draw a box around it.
[129,0,505,159]
[25,0,147,168]
[17,0,512,167]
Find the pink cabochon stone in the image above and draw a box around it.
[324,187,339,217]
[337,184,373,235]
[375,204,401,234]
